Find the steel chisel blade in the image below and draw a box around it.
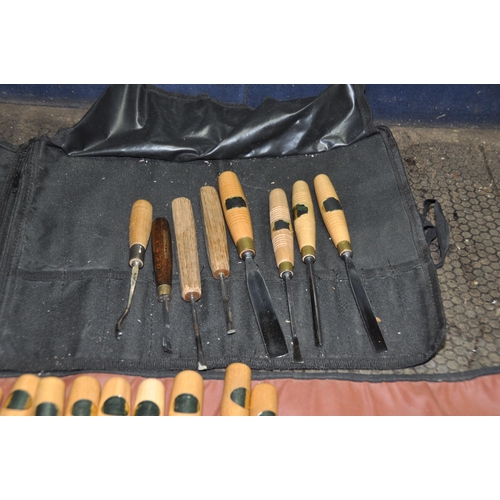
[344,255,388,353]
[245,256,289,358]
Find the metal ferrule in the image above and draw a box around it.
[236,237,255,258]
[300,245,316,260]
[129,244,146,268]
[157,284,171,299]
[278,261,293,277]
[337,240,352,257]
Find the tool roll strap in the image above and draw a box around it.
[0,85,447,379]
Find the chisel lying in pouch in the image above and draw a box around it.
[314,174,388,353]
[218,171,288,359]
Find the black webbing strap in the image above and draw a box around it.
[420,199,450,269]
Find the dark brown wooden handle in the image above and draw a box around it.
[151,218,173,298]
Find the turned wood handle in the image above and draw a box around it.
[314,174,352,256]
[134,378,165,416]
[128,199,153,266]
[65,375,101,416]
[172,197,202,302]
[292,180,316,261]
[98,377,132,416]
[168,370,204,416]
[151,218,173,298]
[221,362,251,416]
[269,188,294,277]
[200,186,230,279]
[33,377,66,416]
[0,373,40,416]
[250,382,278,416]
[217,171,255,259]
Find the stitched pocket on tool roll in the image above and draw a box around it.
[0,84,446,377]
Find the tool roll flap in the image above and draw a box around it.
[0,85,446,378]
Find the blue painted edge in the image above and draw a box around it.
[0,84,498,126]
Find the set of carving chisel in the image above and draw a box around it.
[114,171,388,371]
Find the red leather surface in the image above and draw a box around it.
[1,372,500,416]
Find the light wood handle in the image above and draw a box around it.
[217,171,255,259]
[65,375,101,416]
[172,197,202,301]
[33,377,66,416]
[133,378,165,416]
[292,180,316,260]
[151,218,173,297]
[250,382,278,416]
[168,370,204,416]
[314,174,352,256]
[200,186,230,279]
[221,363,251,416]
[98,377,131,416]
[0,373,40,416]
[269,188,294,277]
[129,199,153,248]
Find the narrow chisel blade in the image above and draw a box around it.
[344,255,388,353]
[244,255,289,358]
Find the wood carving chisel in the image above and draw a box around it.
[133,378,165,416]
[98,377,132,416]
[250,383,278,416]
[221,362,251,416]
[218,171,288,359]
[172,197,208,371]
[151,217,174,353]
[168,370,204,416]
[314,174,388,353]
[200,186,235,335]
[115,199,153,339]
[65,375,101,416]
[269,188,304,363]
[292,180,323,347]
[33,376,66,416]
[0,373,40,416]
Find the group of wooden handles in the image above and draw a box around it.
[0,363,278,416]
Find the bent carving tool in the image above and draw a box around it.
[151,217,174,353]
[292,180,323,347]
[218,171,288,359]
[115,199,153,339]
[314,173,388,353]
[200,186,235,335]
[269,188,304,363]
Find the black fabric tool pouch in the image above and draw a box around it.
[0,84,447,378]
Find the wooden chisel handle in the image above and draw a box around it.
[292,180,316,261]
[65,375,101,416]
[98,377,131,416]
[168,370,204,416]
[221,363,251,416]
[200,186,230,279]
[0,373,40,416]
[133,378,165,416]
[269,188,294,277]
[314,174,352,256]
[172,197,202,302]
[128,199,153,267]
[33,376,66,416]
[151,218,173,298]
[218,171,255,259]
[250,382,278,416]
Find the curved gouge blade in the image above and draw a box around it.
[244,253,289,358]
[344,255,388,353]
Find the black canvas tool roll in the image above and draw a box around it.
[0,84,447,378]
